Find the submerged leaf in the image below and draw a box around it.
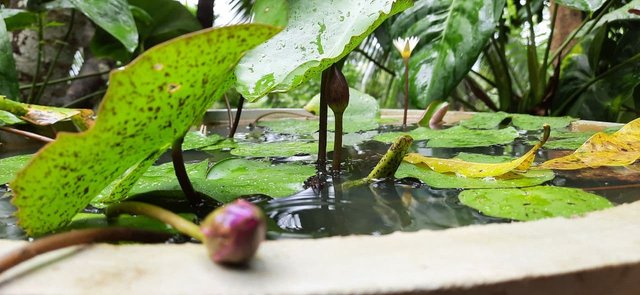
[404,125,549,177]
[10,25,280,236]
[396,162,554,189]
[538,118,640,170]
[458,186,613,221]
[236,0,411,100]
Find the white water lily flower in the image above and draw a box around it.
[393,36,420,60]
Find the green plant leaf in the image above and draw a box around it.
[182,131,225,151]
[396,0,505,108]
[10,24,281,236]
[235,0,412,101]
[1,9,38,31]
[0,96,94,128]
[458,186,613,221]
[396,162,554,189]
[374,126,519,148]
[555,1,606,13]
[91,0,202,62]
[0,110,25,126]
[68,0,139,52]
[253,0,289,27]
[206,158,315,202]
[459,112,576,130]
[459,112,511,129]
[231,140,334,158]
[0,154,32,184]
[0,16,20,100]
[511,114,577,130]
[583,0,640,32]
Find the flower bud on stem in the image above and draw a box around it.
[325,65,350,174]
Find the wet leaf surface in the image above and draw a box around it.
[182,131,225,151]
[231,140,332,157]
[235,0,411,100]
[10,25,280,236]
[458,186,613,221]
[69,0,139,52]
[459,111,577,130]
[0,154,32,185]
[539,118,640,170]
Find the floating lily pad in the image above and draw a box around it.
[0,154,32,184]
[374,126,519,148]
[259,118,319,135]
[458,186,613,221]
[459,112,577,130]
[206,158,315,202]
[182,131,225,150]
[537,130,596,150]
[231,140,332,157]
[396,162,554,189]
[199,139,238,151]
[459,112,511,129]
[511,114,577,131]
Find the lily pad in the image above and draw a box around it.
[374,126,519,148]
[231,140,332,157]
[511,114,577,131]
[458,186,613,221]
[0,154,32,184]
[459,112,577,130]
[459,112,510,129]
[206,158,315,202]
[235,0,411,100]
[182,131,225,151]
[396,162,554,189]
[10,25,280,236]
[259,118,319,135]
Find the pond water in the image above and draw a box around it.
[1,122,639,240]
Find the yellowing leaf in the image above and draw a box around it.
[0,96,94,129]
[403,125,550,178]
[538,118,640,170]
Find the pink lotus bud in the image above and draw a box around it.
[200,199,266,265]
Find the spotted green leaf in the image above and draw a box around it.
[10,25,281,236]
[68,0,139,52]
[235,0,412,101]
[458,186,613,221]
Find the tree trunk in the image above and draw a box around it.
[550,1,583,55]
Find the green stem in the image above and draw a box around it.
[0,228,170,274]
[332,112,343,174]
[34,11,75,104]
[541,3,558,80]
[318,68,329,174]
[27,13,45,104]
[228,95,244,138]
[0,126,54,143]
[20,70,111,90]
[552,52,640,116]
[106,201,204,241]
[470,69,497,88]
[402,58,409,128]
